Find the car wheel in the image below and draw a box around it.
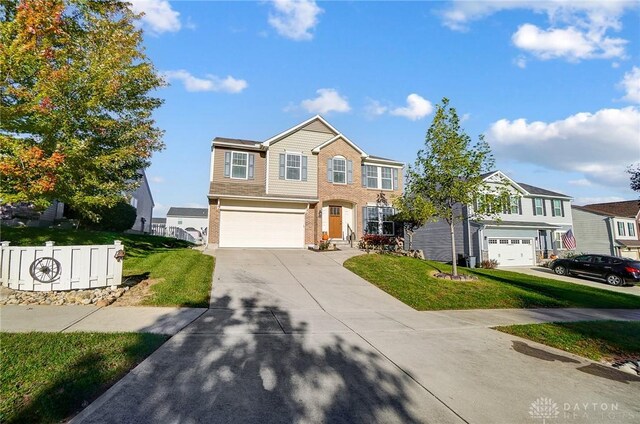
[605,274,624,286]
[553,265,567,276]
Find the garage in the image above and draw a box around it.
[218,201,306,248]
[487,238,535,267]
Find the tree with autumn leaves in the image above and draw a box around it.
[0,0,164,221]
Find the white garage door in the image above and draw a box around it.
[219,209,305,248]
[488,238,535,267]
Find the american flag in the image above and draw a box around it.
[562,229,577,250]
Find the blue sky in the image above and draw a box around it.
[128,1,640,217]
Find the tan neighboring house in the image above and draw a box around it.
[207,116,404,248]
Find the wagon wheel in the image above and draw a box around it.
[29,257,61,283]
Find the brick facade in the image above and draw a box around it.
[208,199,220,245]
[316,137,403,241]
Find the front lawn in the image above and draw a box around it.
[496,321,640,362]
[0,332,168,424]
[0,227,214,307]
[344,254,640,310]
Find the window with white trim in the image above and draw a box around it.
[364,206,395,235]
[333,157,346,184]
[617,221,626,236]
[534,198,544,215]
[552,199,562,216]
[286,153,301,180]
[231,152,248,179]
[553,231,565,249]
[365,165,378,188]
[628,222,636,237]
[509,196,519,214]
[381,167,392,190]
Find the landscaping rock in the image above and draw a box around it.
[0,284,126,306]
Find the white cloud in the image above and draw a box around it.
[512,23,626,61]
[574,196,626,206]
[299,89,350,114]
[514,55,528,69]
[150,176,165,184]
[619,66,640,103]
[129,0,181,34]
[440,1,634,62]
[568,178,592,187]
[268,0,323,41]
[364,99,388,117]
[486,106,640,188]
[162,70,248,94]
[390,94,433,121]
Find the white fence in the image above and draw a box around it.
[0,241,124,292]
[150,224,197,244]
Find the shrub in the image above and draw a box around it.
[67,201,137,232]
[360,234,395,249]
[479,259,499,269]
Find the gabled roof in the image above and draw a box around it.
[166,207,208,218]
[572,205,614,217]
[582,200,639,218]
[151,217,166,224]
[213,137,261,146]
[481,170,528,195]
[311,134,367,157]
[262,115,339,147]
[481,170,571,198]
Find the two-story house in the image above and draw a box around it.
[572,200,640,259]
[207,116,404,248]
[410,171,573,267]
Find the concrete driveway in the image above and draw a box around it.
[74,250,640,424]
[510,266,640,296]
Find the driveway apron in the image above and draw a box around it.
[73,249,640,424]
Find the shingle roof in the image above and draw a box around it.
[515,182,570,198]
[166,207,208,217]
[213,137,261,146]
[151,217,166,224]
[582,200,639,218]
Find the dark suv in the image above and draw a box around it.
[550,254,640,286]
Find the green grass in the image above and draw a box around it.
[0,332,168,424]
[496,321,640,362]
[344,254,640,310]
[1,227,214,307]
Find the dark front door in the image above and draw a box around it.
[329,206,342,239]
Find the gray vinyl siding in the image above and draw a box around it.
[484,228,538,238]
[410,219,465,262]
[572,207,615,255]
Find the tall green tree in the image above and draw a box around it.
[0,0,164,220]
[399,98,507,276]
[628,163,640,194]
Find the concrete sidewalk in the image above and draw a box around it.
[0,305,206,335]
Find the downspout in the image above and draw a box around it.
[606,217,616,256]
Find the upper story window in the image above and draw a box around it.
[224,150,255,180]
[333,157,346,184]
[533,198,544,215]
[231,152,248,179]
[617,221,626,236]
[365,165,378,188]
[628,222,636,237]
[552,199,563,217]
[279,153,307,181]
[362,164,399,190]
[509,196,520,214]
[381,167,392,190]
[286,153,301,180]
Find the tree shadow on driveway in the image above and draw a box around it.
[73,295,445,424]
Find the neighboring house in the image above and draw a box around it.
[151,217,166,226]
[410,171,573,267]
[166,207,209,240]
[207,115,404,248]
[128,169,154,233]
[572,200,640,260]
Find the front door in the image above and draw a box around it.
[329,206,342,239]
